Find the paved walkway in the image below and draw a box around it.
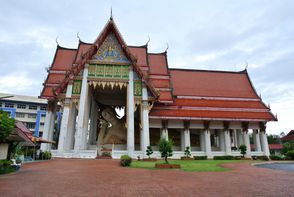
[0,159,293,197]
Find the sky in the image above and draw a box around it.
[0,0,293,135]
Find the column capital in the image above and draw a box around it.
[242,121,249,133]
[203,120,210,131]
[184,120,190,130]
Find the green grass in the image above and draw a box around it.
[130,160,246,172]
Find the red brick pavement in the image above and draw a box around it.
[0,159,293,197]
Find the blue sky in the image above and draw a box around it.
[0,0,293,135]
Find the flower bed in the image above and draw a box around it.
[155,163,181,169]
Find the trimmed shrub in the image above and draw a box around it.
[239,144,247,157]
[213,155,235,160]
[0,160,14,175]
[184,146,191,158]
[269,155,284,160]
[146,146,153,159]
[120,155,132,167]
[285,150,294,160]
[193,156,207,160]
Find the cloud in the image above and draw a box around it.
[0,0,293,134]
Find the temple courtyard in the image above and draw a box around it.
[0,159,293,196]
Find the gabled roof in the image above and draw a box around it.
[53,18,158,99]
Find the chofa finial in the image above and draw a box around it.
[165,43,169,52]
[146,36,150,46]
[77,32,81,40]
[55,36,59,46]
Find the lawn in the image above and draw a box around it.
[130,160,247,172]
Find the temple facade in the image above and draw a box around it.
[40,17,277,159]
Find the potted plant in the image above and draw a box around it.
[239,144,247,158]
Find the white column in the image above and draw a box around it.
[200,131,205,151]
[58,84,73,152]
[88,96,98,145]
[40,101,57,151]
[260,131,270,156]
[65,104,77,150]
[141,86,150,154]
[184,129,191,149]
[181,130,185,151]
[253,130,262,152]
[243,131,251,157]
[161,128,168,140]
[224,130,232,155]
[204,129,212,158]
[127,69,135,155]
[237,130,244,147]
[233,130,238,148]
[219,131,225,151]
[74,65,90,151]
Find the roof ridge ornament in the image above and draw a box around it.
[165,43,169,52]
[77,32,81,41]
[110,6,113,20]
[55,36,59,46]
[146,36,150,46]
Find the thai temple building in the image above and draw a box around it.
[40,17,277,159]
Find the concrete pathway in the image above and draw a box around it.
[0,159,293,197]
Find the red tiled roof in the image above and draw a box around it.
[148,53,169,75]
[51,46,76,71]
[170,69,259,98]
[150,108,275,121]
[39,18,277,123]
[282,130,294,142]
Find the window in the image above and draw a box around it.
[0,102,2,107]
[15,113,25,118]
[41,114,46,117]
[4,103,14,108]
[39,132,43,137]
[40,122,44,126]
[28,114,37,119]
[28,105,37,110]
[40,106,47,111]
[26,122,36,129]
[17,104,26,109]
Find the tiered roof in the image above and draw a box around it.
[40,18,276,122]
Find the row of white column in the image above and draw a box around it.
[159,128,270,158]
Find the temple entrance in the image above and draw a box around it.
[87,83,141,155]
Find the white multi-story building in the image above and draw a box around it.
[0,93,61,137]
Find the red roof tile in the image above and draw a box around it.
[128,46,148,67]
[170,69,259,98]
[148,53,169,75]
[149,109,275,121]
[51,46,76,71]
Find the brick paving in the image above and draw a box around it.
[0,159,293,197]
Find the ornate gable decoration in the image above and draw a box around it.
[92,32,130,64]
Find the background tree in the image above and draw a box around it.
[281,140,294,155]
[146,145,153,159]
[158,138,173,164]
[0,110,15,142]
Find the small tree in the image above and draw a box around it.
[158,138,173,164]
[239,144,247,158]
[146,145,153,159]
[0,110,15,142]
[184,146,191,158]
